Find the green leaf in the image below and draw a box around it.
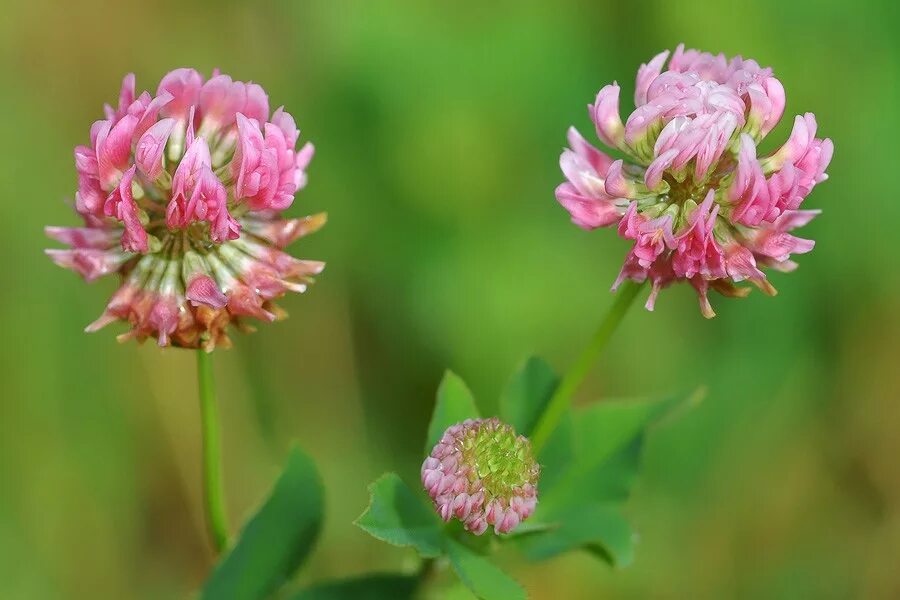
[202,445,323,600]
[354,473,443,557]
[425,371,480,454]
[516,390,701,568]
[499,356,559,437]
[541,390,703,513]
[572,388,704,463]
[292,573,419,600]
[578,436,643,504]
[534,409,574,496]
[516,505,634,567]
[571,398,660,466]
[445,539,526,600]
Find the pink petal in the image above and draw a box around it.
[773,209,820,232]
[96,115,139,189]
[645,148,677,190]
[604,160,636,198]
[135,118,176,179]
[44,248,127,281]
[74,145,98,176]
[200,74,246,127]
[44,226,120,249]
[590,83,625,148]
[635,50,670,106]
[148,297,179,346]
[134,91,174,140]
[761,77,785,136]
[158,68,203,120]
[567,126,614,175]
[271,106,299,146]
[555,183,621,229]
[103,166,148,253]
[244,83,270,123]
[295,141,315,171]
[186,274,227,309]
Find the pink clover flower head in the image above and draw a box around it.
[556,45,832,317]
[422,418,540,536]
[46,69,324,350]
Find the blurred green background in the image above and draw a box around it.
[2,0,899,598]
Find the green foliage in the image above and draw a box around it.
[202,446,323,600]
[539,399,665,515]
[499,356,559,437]
[517,389,703,567]
[533,409,576,494]
[354,472,528,600]
[198,361,692,599]
[354,473,444,557]
[516,504,634,567]
[7,1,887,595]
[425,371,480,454]
[445,540,526,600]
[357,362,697,597]
[292,573,419,600]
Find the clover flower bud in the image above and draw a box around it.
[422,418,539,535]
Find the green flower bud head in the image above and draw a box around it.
[422,418,539,535]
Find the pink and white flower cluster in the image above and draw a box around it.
[46,69,324,350]
[422,418,539,535]
[557,45,833,317]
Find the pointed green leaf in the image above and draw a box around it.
[541,389,703,513]
[516,505,634,567]
[534,409,574,496]
[573,388,704,465]
[354,473,443,557]
[499,356,559,437]
[425,371,480,454]
[577,436,643,504]
[572,398,659,465]
[202,445,323,600]
[446,539,526,600]
[292,573,419,600]
[516,389,701,568]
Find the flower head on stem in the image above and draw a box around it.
[557,45,832,317]
[46,69,325,350]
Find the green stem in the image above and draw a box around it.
[197,349,229,554]
[530,280,645,453]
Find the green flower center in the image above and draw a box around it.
[459,421,538,500]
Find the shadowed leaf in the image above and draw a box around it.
[542,389,704,513]
[515,389,702,567]
[446,539,526,600]
[202,445,323,600]
[499,356,559,437]
[425,371,480,454]
[355,473,443,557]
[292,573,419,600]
[516,505,634,567]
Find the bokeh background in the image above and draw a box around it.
[2,0,899,598]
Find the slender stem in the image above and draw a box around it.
[530,280,645,453]
[196,349,229,554]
